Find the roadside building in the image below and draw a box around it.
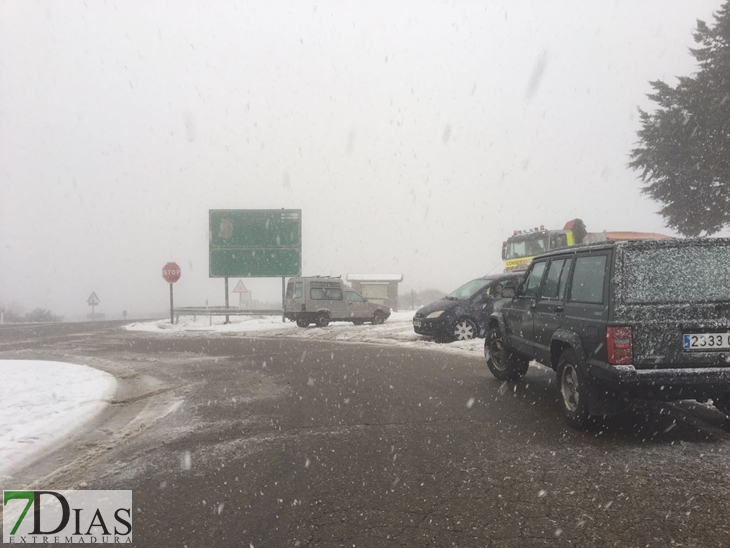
[346,274,403,311]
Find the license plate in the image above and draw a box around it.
[683,333,730,350]
[413,319,421,328]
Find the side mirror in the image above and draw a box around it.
[502,284,517,299]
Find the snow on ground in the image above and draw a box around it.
[0,360,117,477]
[125,311,486,357]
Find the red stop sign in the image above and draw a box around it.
[163,262,181,283]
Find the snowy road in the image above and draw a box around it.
[2,322,730,546]
[125,310,487,357]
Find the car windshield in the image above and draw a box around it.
[504,233,549,260]
[445,279,489,300]
[624,244,730,303]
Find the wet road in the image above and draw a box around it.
[2,322,730,547]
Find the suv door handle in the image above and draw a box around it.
[555,306,564,313]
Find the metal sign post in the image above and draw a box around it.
[224,277,230,324]
[162,262,182,324]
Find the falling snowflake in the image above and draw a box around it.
[181,451,191,470]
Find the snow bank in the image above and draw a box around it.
[0,360,117,477]
[125,314,299,334]
[125,311,486,357]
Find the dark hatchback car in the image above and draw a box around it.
[486,237,730,428]
[413,272,522,341]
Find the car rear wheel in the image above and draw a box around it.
[315,313,330,327]
[296,319,309,328]
[372,312,385,325]
[557,349,591,429]
[485,327,529,381]
[453,318,477,341]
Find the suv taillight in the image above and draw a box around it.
[607,326,633,365]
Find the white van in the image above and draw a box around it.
[285,276,391,327]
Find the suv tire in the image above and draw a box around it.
[485,327,529,381]
[557,349,592,429]
[315,313,330,327]
[296,318,310,328]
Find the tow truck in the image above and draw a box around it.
[502,219,670,272]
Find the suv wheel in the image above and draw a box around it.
[296,318,309,328]
[315,313,330,327]
[485,327,529,381]
[372,312,385,325]
[557,349,591,429]
[453,318,477,341]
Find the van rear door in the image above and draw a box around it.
[286,280,304,312]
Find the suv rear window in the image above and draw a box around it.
[624,245,730,303]
[569,255,607,304]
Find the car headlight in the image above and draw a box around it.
[426,310,445,319]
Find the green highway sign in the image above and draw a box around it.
[209,209,302,278]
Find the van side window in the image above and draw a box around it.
[346,291,365,303]
[523,261,547,298]
[569,255,607,304]
[324,288,343,300]
[310,288,325,300]
[294,282,303,298]
[286,282,294,299]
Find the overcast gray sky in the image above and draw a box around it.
[0,0,721,318]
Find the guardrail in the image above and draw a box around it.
[174,307,283,316]
[172,307,285,324]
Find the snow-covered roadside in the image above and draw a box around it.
[124,311,487,357]
[0,360,117,477]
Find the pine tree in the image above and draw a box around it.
[630,2,730,236]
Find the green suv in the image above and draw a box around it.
[486,238,730,428]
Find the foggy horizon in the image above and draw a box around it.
[1,0,721,319]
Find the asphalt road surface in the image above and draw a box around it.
[3,322,730,547]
